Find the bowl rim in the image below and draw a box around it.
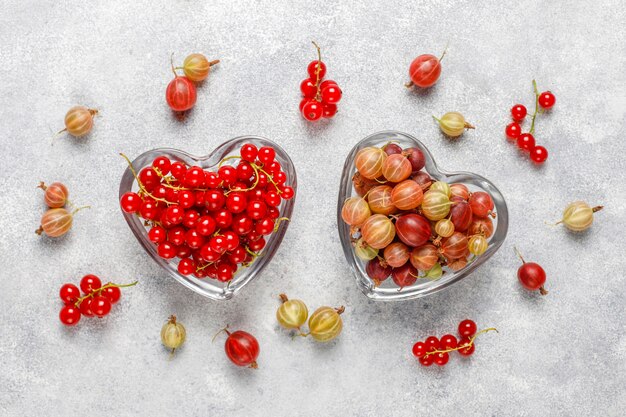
[118,135,297,301]
[337,130,509,301]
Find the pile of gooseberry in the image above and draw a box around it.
[166,53,219,112]
[505,80,555,164]
[58,274,137,326]
[299,42,342,121]
[276,294,345,342]
[36,181,89,238]
[342,142,497,289]
[411,319,497,367]
[119,144,294,283]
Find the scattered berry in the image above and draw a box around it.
[214,326,260,368]
[406,48,446,88]
[514,247,548,295]
[538,91,555,109]
[510,104,527,121]
[299,42,342,121]
[166,53,219,112]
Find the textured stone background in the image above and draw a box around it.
[1,1,625,416]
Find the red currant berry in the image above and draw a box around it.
[209,235,228,254]
[91,296,112,317]
[319,79,337,90]
[307,60,326,79]
[178,257,197,275]
[214,209,233,229]
[152,156,171,175]
[168,227,186,246]
[267,206,279,219]
[153,185,168,199]
[517,133,535,152]
[102,286,121,304]
[265,161,281,175]
[301,99,323,121]
[170,162,187,180]
[433,352,449,366]
[320,83,342,104]
[183,210,200,228]
[228,246,248,264]
[322,103,337,118]
[232,215,254,235]
[196,216,217,236]
[236,161,254,181]
[299,98,308,113]
[80,274,101,294]
[139,200,160,220]
[264,190,281,207]
[193,190,206,207]
[255,218,274,235]
[185,229,205,249]
[218,166,237,186]
[205,171,221,188]
[538,91,555,109]
[300,78,317,98]
[273,171,287,185]
[226,192,248,214]
[148,226,166,243]
[216,262,236,282]
[223,231,240,251]
[177,244,191,258]
[240,144,258,162]
[200,244,221,263]
[505,122,522,140]
[280,186,295,200]
[178,190,195,209]
[458,337,475,356]
[439,334,458,350]
[139,167,159,191]
[424,336,439,353]
[458,319,477,338]
[530,146,548,164]
[418,354,434,367]
[165,187,180,204]
[59,305,81,326]
[248,237,266,252]
[120,192,141,213]
[258,147,276,165]
[79,298,93,317]
[510,104,527,121]
[157,242,178,259]
[247,200,267,220]
[165,206,185,225]
[204,189,225,211]
[59,283,80,304]
[412,341,427,358]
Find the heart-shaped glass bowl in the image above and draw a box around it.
[119,136,297,301]
[337,130,508,301]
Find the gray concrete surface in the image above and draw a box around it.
[1,1,625,416]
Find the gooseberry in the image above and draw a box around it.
[381,154,412,182]
[361,214,395,249]
[392,263,418,289]
[449,198,473,232]
[276,294,308,330]
[395,213,432,247]
[440,232,469,261]
[222,329,260,368]
[556,201,603,232]
[407,53,443,88]
[308,306,344,342]
[468,218,494,238]
[469,191,495,218]
[449,183,469,201]
[410,244,439,271]
[433,112,474,138]
[404,147,426,172]
[38,181,69,208]
[411,171,432,189]
[355,147,386,179]
[434,218,455,238]
[383,143,403,155]
[354,238,378,261]
[181,53,219,82]
[423,263,443,280]
[515,247,548,295]
[468,235,488,256]
[447,257,468,271]
[161,315,186,356]
[429,181,451,197]
[341,196,371,226]
[383,242,410,268]
[352,172,378,197]
[390,180,423,210]
[367,185,397,215]
[166,56,197,112]
[61,106,97,137]
[421,190,452,221]
[366,258,391,285]
[35,206,89,238]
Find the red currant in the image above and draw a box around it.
[322,103,337,118]
[196,216,216,236]
[120,192,141,213]
[248,237,266,252]
[170,162,187,180]
[319,79,337,90]
[530,146,548,164]
[167,227,186,246]
[412,341,427,358]
[178,257,197,275]
[267,206,279,219]
[177,244,191,258]
[139,167,159,191]
[102,286,121,304]
[184,166,204,188]
[80,274,101,293]
[418,354,434,367]
[182,210,200,228]
[300,78,317,98]
[226,192,248,213]
[152,156,171,175]
[258,147,276,164]
[91,296,112,317]
[510,104,527,121]
[255,218,275,235]
[216,262,236,282]
[247,200,267,220]
[157,242,178,259]
[218,166,237,186]
[205,171,221,188]
[301,100,323,121]
[60,283,80,304]
[505,122,522,140]
[240,144,258,162]
[307,60,326,79]
[232,215,254,235]
[228,246,248,264]
[320,83,342,104]
[214,209,233,229]
[59,305,81,326]
[185,229,205,249]
[517,133,535,152]
[236,161,254,181]
[210,235,228,253]
[273,171,287,185]
[204,189,225,211]
[280,186,295,200]
[139,200,160,220]
[178,190,195,209]
[538,91,555,109]
[79,298,94,317]
[457,337,475,356]
[439,334,458,350]
[424,336,439,353]
[200,243,221,262]
[165,206,185,225]
[264,190,281,207]
[433,352,449,366]
[458,319,477,338]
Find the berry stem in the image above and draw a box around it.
[273,217,290,233]
[73,281,138,307]
[425,327,498,357]
[513,246,526,263]
[170,53,178,77]
[592,206,604,213]
[119,153,176,205]
[311,41,323,101]
[529,79,540,135]
[279,293,289,303]
[212,325,231,342]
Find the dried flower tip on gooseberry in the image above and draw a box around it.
[161,315,186,357]
[555,201,603,232]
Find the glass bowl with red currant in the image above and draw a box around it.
[118,136,297,301]
[337,130,508,301]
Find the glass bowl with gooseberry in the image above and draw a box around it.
[118,136,297,301]
[337,131,508,301]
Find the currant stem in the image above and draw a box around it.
[425,327,498,357]
[74,281,139,307]
[119,153,175,205]
[311,41,323,101]
[273,217,290,232]
[529,79,540,135]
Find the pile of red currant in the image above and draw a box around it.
[411,319,497,367]
[505,80,555,164]
[59,275,137,326]
[299,42,342,121]
[119,144,295,282]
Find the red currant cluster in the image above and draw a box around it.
[505,80,555,164]
[411,319,497,367]
[119,144,294,282]
[59,275,137,326]
[299,42,342,121]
